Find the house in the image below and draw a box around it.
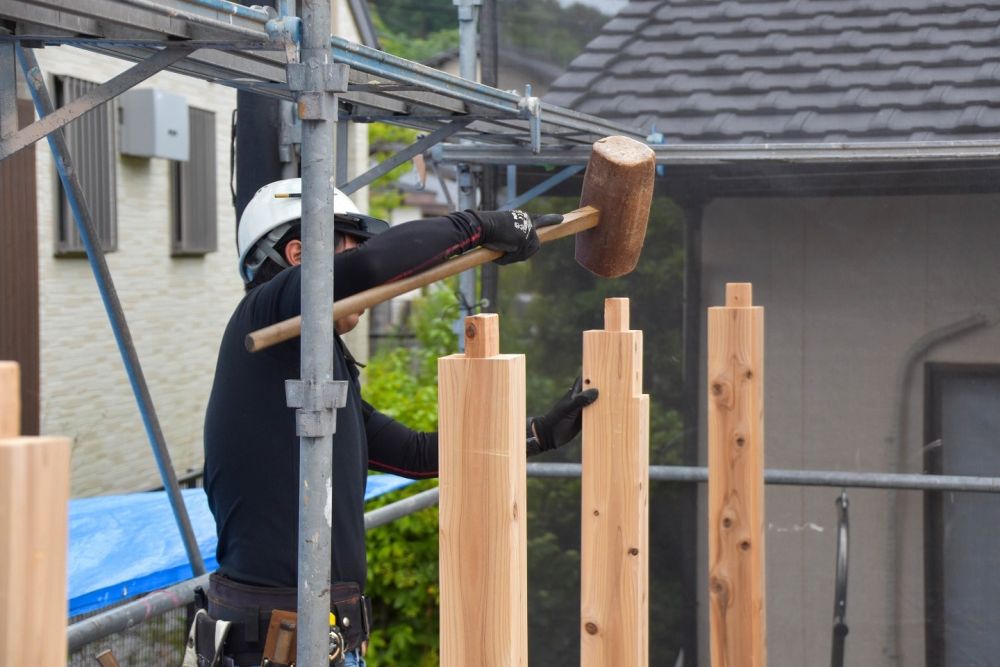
[545,1,1000,665]
[0,0,374,497]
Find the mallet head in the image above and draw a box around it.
[576,136,656,278]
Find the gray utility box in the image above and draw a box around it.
[119,88,189,161]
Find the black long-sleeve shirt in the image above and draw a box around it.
[203,211,485,589]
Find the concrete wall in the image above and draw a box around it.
[34,2,372,496]
[697,194,1000,666]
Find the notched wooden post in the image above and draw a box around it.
[1,361,71,667]
[581,298,649,666]
[438,314,527,667]
[708,283,766,667]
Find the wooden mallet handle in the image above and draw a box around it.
[244,206,600,353]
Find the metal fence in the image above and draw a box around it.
[69,601,188,666]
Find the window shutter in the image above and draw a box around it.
[171,107,217,256]
[55,75,117,256]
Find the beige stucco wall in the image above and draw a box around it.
[35,3,371,497]
[697,194,1000,666]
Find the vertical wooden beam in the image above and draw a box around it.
[0,101,41,435]
[1,429,71,666]
[1,361,19,438]
[581,297,649,666]
[707,282,766,667]
[439,313,527,667]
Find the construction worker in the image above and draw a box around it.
[199,178,598,666]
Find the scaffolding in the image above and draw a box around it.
[4,0,1000,663]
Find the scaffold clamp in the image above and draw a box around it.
[286,379,348,437]
[518,93,541,153]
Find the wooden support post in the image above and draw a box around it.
[439,314,527,667]
[707,283,766,667]
[1,361,71,667]
[1,361,19,438]
[581,298,649,666]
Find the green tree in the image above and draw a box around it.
[372,0,456,38]
[367,122,420,222]
[497,0,609,67]
[362,287,459,666]
[370,3,459,63]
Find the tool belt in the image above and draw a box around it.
[199,573,371,666]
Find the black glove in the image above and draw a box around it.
[526,377,599,456]
[477,210,563,265]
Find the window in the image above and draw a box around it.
[170,107,217,256]
[55,75,118,255]
[924,364,1000,665]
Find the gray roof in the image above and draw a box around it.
[544,0,1000,143]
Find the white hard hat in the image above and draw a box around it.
[237,178,389,282]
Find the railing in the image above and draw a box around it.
[68,460,1000,653]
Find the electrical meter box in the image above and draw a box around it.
[119,88,189,161]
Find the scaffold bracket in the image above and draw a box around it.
[286,379,348,437]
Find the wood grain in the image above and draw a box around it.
[0,436,71,667]
[464,314,500,359]
[0,362,19,438]
[581,298,649,666]
[577,136,656,278]
[707,283,766,667]
[438,317,527,667]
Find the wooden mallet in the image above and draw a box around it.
[245,135,656,352]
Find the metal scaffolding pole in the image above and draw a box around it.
[435,139,1000,166]
[526,462,1000,493]
[455,0,481,349]
[16,44,206,578]
[285,0,348,662]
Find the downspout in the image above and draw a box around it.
[885,312,991,663]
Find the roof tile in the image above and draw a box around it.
[545,0,1000,142]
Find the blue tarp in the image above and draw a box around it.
[68,474,416,616]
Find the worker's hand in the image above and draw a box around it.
[526,377,598,456]
[477,210,563,265]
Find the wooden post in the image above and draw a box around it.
[439,314,527,667]
[1,361,71,667]
[581,298,649,666]
[707,283,766,667]
[1,361,19,438]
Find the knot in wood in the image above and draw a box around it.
[709,576,730,605]
[628,547,640,556]
[585,622,599,635]
[465,322,477,339]
[711,382,724,397]
[735,434,746,448]
[740,539,751,552]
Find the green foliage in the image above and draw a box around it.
[372,0,456,39]
[497,0,610,67]
[366,123,421,223]
[371,0,606,70]
[362,286,459,666]
[370,3,459,63]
